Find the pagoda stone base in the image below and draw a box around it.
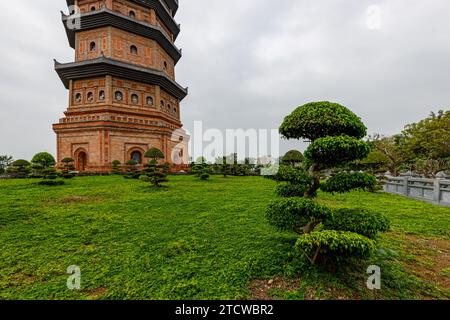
[54,123,189,172]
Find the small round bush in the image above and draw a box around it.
[304,135,371,167]
[126,160,138,166]
[295,230,376,264]
[320,172,378,193]
[279,102,367,141]
[11,159,30,167]
[282,150,304,165]
[323,208,390,239]
[266,198,332,232]
[275,183,307,197]
[31,152,56,168]
[139,175,150,182]
[200,173,210,180]
[271,165,312,184]
[145,148,164,160]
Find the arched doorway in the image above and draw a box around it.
[75,150,88,172]
[130,151,143,164]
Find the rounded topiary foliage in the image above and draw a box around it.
[280,102,367,141]
[126,160,138,166]
[200,173,210,180]
[320,172,378,194]
[275,183,308,197]
[11,159,30,167]
[295,230,376,265]
[282,150,304,165]
[304,135,371,168]
[6,160,31,178]
[31,152,56,168]
[266,198,331,234]
[323,208,390,239]
[145,148,165,160]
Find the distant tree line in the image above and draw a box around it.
[362,110,449,177]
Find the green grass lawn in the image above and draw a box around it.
[0,175,448,300]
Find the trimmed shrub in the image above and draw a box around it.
[304,135,371,168]
[324,208,390,239]
[279,101,367,141]
[61,158,75,175]
[192,163,211,180]
[140,161,169,187]
[7,160,31,178]
[295,230,376,265]
[200,173,210,180]
[275,183,308,197]
[266,198,331,234]
[271,165,312,185]
[145,148,165,161]
[282,150,304,166]
[31,152,56,168]
[124,160,140,179]
[320,172,378,193]
[111,160,122,175]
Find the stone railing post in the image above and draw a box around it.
[403,177,409,196]
[433,179,441,205]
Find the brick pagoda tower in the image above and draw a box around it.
[54,0,189,172]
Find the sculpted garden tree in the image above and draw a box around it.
[281,150,304,166]
[6,159,31,178]
[30,152,65,185]
[140,148,169,187]
[30,152,57,178]
[267,102,389,266]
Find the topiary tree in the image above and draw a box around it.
[162,162,171,175]
[124,160,140,179]
[145,148,165,164]
[192,162,211,180]
[6,159,31,178]
[30,152,56,179]
[111,160,122,175]
[281,150,304,166]
[140,159,169,187]
[31,152,56,168]
[220,156,232,178]
[60,158,76,178]
[267,101,389,266]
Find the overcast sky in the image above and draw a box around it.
[0,0,449,160]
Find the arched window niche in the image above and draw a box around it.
[115,91,123,101]
[131,94,139,104]
[146,96,154,106]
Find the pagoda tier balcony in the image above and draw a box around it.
[162,0,179,16]
[65,0,180,39]
[54,56,188,101]
[61,8,182,64]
